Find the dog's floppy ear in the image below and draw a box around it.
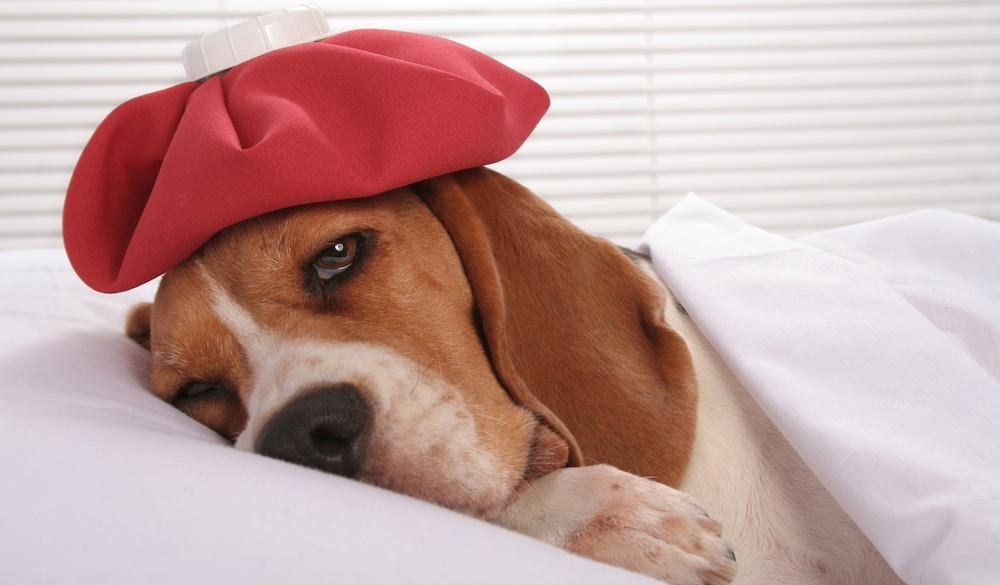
[125,302,153,351]
[413,168,698,485]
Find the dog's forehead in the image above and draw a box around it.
[155,188,417,298]
[202,188,416,260]
[147,186,455,359]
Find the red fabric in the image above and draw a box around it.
[63,29,549,293]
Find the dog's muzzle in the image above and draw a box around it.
[255,384,370,478]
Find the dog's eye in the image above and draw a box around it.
[174,382,228,403]
[313,235,362,281]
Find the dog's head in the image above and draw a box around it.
[126,167,697,518]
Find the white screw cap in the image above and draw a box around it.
[181,4,331,81]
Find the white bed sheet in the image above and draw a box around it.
[0,249,653,585]
[641,196,1000,585]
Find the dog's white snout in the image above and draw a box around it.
[203,260,520,515]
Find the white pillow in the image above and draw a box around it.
[0,249,652,585]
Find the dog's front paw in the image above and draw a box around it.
[498,464,735,585]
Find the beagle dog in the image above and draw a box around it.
[125,168,901,585]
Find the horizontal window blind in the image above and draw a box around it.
[1,0,998,249]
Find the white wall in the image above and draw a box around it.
[2,0,999,249]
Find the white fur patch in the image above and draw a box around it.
[499,464,736,585]
[497,466,609,545]
[199,267,516,516]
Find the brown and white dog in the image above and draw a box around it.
[125,168,901,585]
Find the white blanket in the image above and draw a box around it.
[640,196,1000,585]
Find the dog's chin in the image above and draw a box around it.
[354,428,531,520]
[359,423,568,520]
[357,469,515,521]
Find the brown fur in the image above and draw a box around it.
[128,188,552,506]
[414,168,698,485]
[126,167,698,499]
[124,303,152,350]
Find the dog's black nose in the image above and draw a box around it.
[255,384,369,478]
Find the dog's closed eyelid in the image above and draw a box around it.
[170,381,235,404]
[170,386,247,443]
